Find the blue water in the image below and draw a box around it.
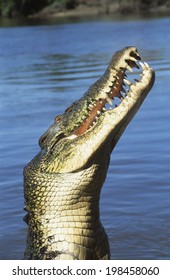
[0,16,170,260]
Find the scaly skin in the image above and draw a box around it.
[24,47,155,260]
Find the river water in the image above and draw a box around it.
[0,15,170,260]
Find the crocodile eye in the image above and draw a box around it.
[38,119,65,149]
[39,133,47,148]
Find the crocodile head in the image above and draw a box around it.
[38,46,155,173]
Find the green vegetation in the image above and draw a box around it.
[0,0,51,17]
[0,0,170,18]
[0,0,77,17]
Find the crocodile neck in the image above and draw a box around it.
[24,148,110,260]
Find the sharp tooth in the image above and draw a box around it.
[110,69,117,77]
[97,110,101,115]
[105,86,111,92]
[110,76,116,83]
[123,78,132,86]
[130,57,137,62]
[139,61,145,70]
[102,107,106,111]
[89,104,93,109]
[106,97,113,105]
[107,80,113,87]
[144,62,149,68]
[126,65,133,72]
[120,92,125,99]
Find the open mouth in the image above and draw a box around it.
[39,47,154,152]
[38,47,154,173]
[73,49,151,136]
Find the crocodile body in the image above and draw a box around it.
[24,47,155,260]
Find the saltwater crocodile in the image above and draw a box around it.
[24,46,155,260]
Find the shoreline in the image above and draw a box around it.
[28,3,170,20]
[29,4,118,19]
[1,3,170,26]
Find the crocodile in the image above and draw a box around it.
[23,46,155,260]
